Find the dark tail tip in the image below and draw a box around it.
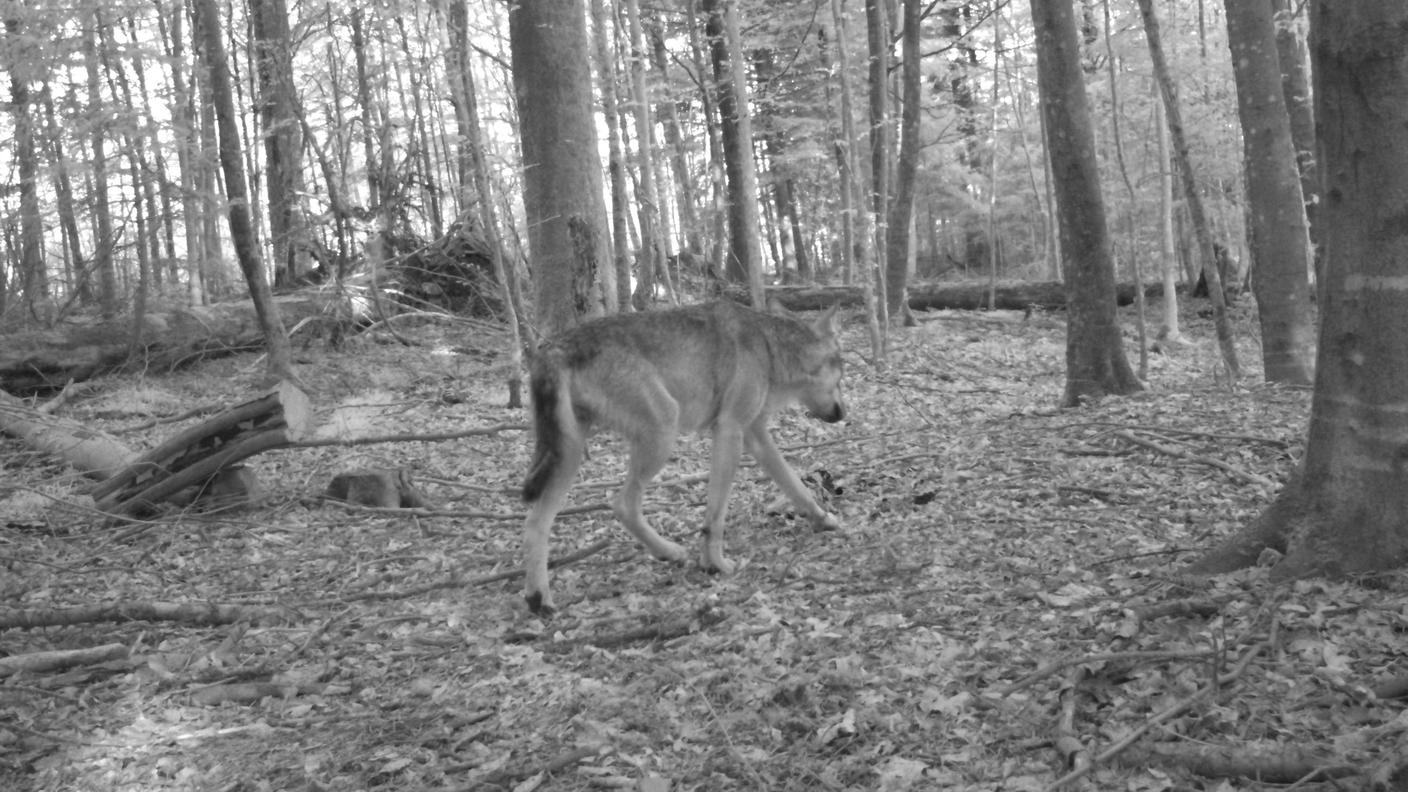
[521,450,557,502]
[522,364,563,502]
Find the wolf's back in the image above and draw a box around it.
[522,354,566,502]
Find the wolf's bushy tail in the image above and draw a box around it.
[522,361,565,502]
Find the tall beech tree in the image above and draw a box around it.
[509,0,610,333]
[1030,0,1141,407]
[702,0,765,306]
[1193,0,1408,579]
[191,0,293,381]
[1224,0,1315,385]
[884,0,920,323]
[1138,0,1240,380]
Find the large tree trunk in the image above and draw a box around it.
[884,0,921,320]
[1225,0,1315,385]
[1273,0,1319,266]
[191,0,293,383]
[83,12,116,319]
[588,0,629,313]
[828,0,885,364]
[1031,0,1142,407]
[250,0,307,289]
[1137,0,1240,380]
[865,0,891,324]
[1191,0,1408,579]
[448,0,527,405]
[702,0,765,306]
[623,0,666,309]
[509,0,610,333]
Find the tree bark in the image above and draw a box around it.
[623,0,666,309]
[1224,0,1315,385]
[1031,0,1142,407]
[885,0,921,320]
[1137,0,1240,380]
[509,0,610,334]
[647,15,703,260]
[250,0,307,288]
[1272,0,1320,265]
[1192,0,1408,579]
[588,0,630,313]
[702,0,765,306]
[865,0,891,324]
[191,0,294,382]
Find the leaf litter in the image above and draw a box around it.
[4,302,1408,791]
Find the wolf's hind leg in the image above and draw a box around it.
[523,437,585,616]
[614,428,687,563]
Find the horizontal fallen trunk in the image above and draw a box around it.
[729,279,1166,312]
[0,294,338,395]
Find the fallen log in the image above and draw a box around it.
[728,279,1166,312]
[0,294,336,395]
[0,389,137,478]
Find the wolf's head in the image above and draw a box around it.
[797,305,846,424]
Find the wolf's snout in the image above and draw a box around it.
[814,401,845,423]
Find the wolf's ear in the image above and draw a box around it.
[813,303,840,337]
[767,296,789,315]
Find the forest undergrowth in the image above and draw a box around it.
[5,299,1408,792]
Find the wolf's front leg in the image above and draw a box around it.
[700,425,745,574]
[747,423,840,531]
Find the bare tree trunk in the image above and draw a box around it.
[251,0,307,288]
[1154,92,1183,344]
[588,0,628,313]
[449,0,526,408]
[1031,0,1142,407]
[509,0,610,333]
[1192,0,1408,580]
[702,0,765,306]
[885,0,920,322]
[647,14,702,259]
[1137,0,1240,380]
[830,0,884,366]
[1225,0,1315,385]
[865,0,890,326]
[623,0,666,309]
[83,12,115,319]
[191,0,294,382]
[1272,0,1319,277]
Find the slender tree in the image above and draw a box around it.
[509,0,610,332]
[1192,0,1408,579]
[1273,0,1319,271]
[884,0,920,321]
[702,0,765,306]
[191,0,294,381]
[1031,0,1142,407]
[1137,0,1240,379]
[864,0,890,324]
[83,11,116,318]
[1224,0,1315,385]
[251,0,308,287]
[623,0,665,308]
[588,0,629,312]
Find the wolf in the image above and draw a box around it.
[520,300,846,615]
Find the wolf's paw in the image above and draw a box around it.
[700,552,737,576]
[652,540,688,563]
[811,512,841,532]
[525,590,557,618]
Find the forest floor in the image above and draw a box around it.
[4,295,1407,792]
